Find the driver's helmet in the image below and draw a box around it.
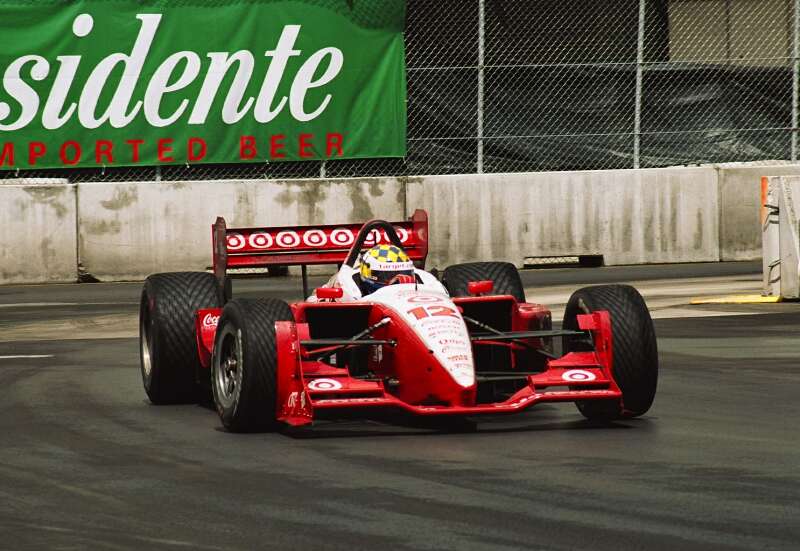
[358,244,415,295]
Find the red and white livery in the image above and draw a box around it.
[139,210,658,432]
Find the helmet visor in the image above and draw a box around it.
[370,267,416,286]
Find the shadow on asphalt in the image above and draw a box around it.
[281,414,647,439]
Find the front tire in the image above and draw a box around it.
[562,284,658,420]
[211,298,294,432]
[140,272,222,404]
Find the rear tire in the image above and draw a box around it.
[562,284,658,420]
[211,298,294,432]
[442,262,525,302]
[140,272,222,404]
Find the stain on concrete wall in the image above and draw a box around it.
[100,186,138,211]
[23,186,69,219]
[1,182,77,284]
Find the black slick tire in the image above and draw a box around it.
[442,262,525,302]
[211,298,294,432]
[140,272,222,404]
[562,284,658,420]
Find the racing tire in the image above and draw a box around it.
[562,285,658,421]
[211,298,293,433]
[140,272,222,405]
[442,262,526,302]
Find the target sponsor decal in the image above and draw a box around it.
[307,378,343,391]
[330,228,355,246]
[303,229,327,247]
[406,294,443,304]
[561,369,597,382]
[363,229,381,246]
[225,223,415,253]
[394,227,409,242]
[276,231,301,248]
[226,233,246,250]
[248,232,273,249]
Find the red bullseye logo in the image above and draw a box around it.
[364,229,382,246]
[303,230,327,247]
[330,228,354,246]
[561,369,597,382]
[248,232,273,249]
[393,227,409,243]
[226,233,246,250]
[307,378,343,391]
[276,231,300,248]
[407,295,443,303]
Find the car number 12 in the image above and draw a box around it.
[407,305,459,320]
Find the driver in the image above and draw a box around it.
[357,244,416,296]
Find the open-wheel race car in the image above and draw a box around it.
[140,210,658,432]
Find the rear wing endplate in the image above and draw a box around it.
[212,210,428,297]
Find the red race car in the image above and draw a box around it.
[139,210,658,431]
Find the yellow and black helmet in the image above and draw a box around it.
[358,244,415,294]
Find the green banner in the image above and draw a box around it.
[0,0,406,169]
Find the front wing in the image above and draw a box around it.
[275,311,619,427]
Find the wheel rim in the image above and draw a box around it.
[140,298,153,380]
[214,325,243,409]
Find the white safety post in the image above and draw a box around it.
[762,176,781,296]
[778,177,800,298]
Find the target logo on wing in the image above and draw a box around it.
[330,228,354,246]
[363,229,382,246]
[226,233,246,251]
[561,369,597,382]
[307,378,343,391]
[248,232,273,249]
[393,227,409,243]
[303,230,327,247]
[407,294,444,303]
[276,231,300,248]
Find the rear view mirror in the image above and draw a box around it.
[315,287,344,300]
[467,280,494,296]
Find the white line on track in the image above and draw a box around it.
[0,355,54,359]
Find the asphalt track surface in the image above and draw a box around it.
[0,262,798,550]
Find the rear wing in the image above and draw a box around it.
[212,209,428,297]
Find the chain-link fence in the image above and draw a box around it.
[3,0,796,182]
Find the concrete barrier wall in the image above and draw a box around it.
[78,178,405,280]
[406,168,720,267]
[3,163,800,284]
[0,179,76,284]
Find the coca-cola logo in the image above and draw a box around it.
[202,313,219,328]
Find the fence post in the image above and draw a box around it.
[633,0,645,169]
[477,0,485,174]
[793,0,799,161]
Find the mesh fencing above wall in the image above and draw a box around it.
[3,0,796,182]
